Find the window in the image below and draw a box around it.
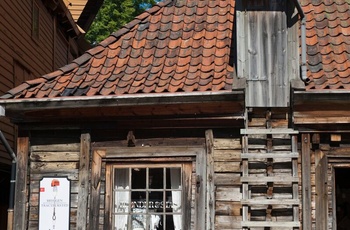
[32,0,40,40]
[109,163,191,230]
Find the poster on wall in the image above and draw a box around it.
[39,177,71,230]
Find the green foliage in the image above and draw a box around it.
[85,0,157,44]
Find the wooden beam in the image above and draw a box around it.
[301,133,312,230]
[14,137,29,230]
[205,130,215,230]
[77,132,91,230]
[89,150,104,230]
[331,134,341,142]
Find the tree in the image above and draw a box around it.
[85,0,158,44]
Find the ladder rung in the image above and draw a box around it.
[241,152,299,158]
[241,128,299,135]
[241,221,300,228]
[241,199,299,205]
[241,176,299,183]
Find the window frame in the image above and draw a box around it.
[107,162,191,230]
[100,146,205,230]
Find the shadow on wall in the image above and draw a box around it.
[0,165,10,230]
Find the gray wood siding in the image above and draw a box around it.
[236,0,299,107]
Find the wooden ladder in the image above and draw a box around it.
[241,128,300,229]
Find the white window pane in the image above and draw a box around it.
[114,215,128,230]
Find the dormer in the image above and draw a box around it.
[236,0,301,107]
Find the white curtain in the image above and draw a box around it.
[115,168,130,230]
[170,168,182,230]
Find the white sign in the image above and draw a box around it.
[39,177,70,230]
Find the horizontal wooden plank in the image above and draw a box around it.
[214,162,241,173]
[214,173,241,186]
[241,152,299,159]
[241,176,298,183]
[215,201,242,216]
[30,151,80,162]
[216,187,242,201]
[214,139,241,150]
[30,162,78,173]
[241,128,298,135]
[213,149,241,161]
[31,143,80,152]
[105,147,202,158]
[241,221,300,227]
[241,199,299,205]
[215,216,242,229]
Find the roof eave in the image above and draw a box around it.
[0,91,244,120]
[293,90,350,105]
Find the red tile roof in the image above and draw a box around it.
[2,0,350,99]
[303,0,350,90]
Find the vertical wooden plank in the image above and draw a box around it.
[89,150,105,230]
[14,137,29,230]
[195,148,206,230]
[302,133,312,230]
[77,133,91,230]
[205,130,215,230]
[183,162,192,230]
[315,150,328,230]
[104,164,112,230]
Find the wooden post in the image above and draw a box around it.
[205,130,215,230]
[77,133,91,230]
[89,150,104,230]
[13,137,29,230]
[301,134,312,230]
[315,150,328,230]
[195,146,207,230]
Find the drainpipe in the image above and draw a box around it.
[0,130,17,230]
[292,0,307,81]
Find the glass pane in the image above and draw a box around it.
[115,168,130,189]
[114,215,128,230]
[150,214,163,230]
[132,168,146,189]
[149,192,164,213]
[167,168,181,189]
[149,168,164,189]
[170,191,182,213]
[115,191,129,213]
[131,212,147,230]
[131,192,146,212]
[169,214,181,230]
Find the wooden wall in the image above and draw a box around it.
[307,134,350,230]
[0,0,82,164]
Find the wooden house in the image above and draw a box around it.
[0,0,349,229]
[0,0,102,228]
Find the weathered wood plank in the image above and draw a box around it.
[315,150,328,230]
[214,173,241,186]
[216,187,242,201]
[31,143,80,152]
[215,215,242,229]
[89,150,104,230]
[213,149,241,161]
[205,130,215,230]
[213,139,241,150]
[214,162,241,172]
[30,151,80,162]
[77,133,91,230]
[241,175,298,183]
[14,137,29,230]
[241,221,300,227]
[105,146,201,158]
[302,133,312,230]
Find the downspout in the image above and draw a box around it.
[0,130,17,230]
[292,0,307,81]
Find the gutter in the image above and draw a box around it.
[292,0,307,81]
[0,131,16,230]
